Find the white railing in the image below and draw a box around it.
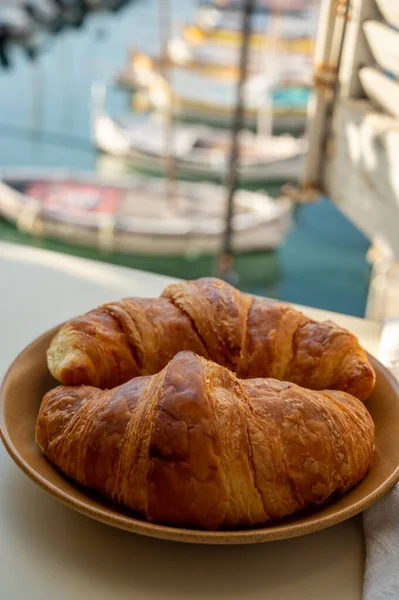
[303,0,399,267]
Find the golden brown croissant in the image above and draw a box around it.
[47,277,375,400]
[37,351,374,530]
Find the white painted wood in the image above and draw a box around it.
[324,98,399,260]
[359,67,399,118]
[338,0,380,99]
[363,20,399,79]
[307,0,399,299]
[301,0,337,189]
[366,258,399,321]
[375,0,399,30]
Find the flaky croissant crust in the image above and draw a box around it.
[47,278,375,400]
[37,351,375,530]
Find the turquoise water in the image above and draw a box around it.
[0,0,195,169]
[0,1,371,317]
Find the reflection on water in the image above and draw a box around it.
[0,0,371,316]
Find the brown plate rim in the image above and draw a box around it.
[1,326,399,545]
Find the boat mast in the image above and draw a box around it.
[30,55,43,155]
[219,0,254,279]
[256,5,281,141]
[158,0,177,208]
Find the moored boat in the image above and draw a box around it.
[131,65,311,130]
[195,3,319,42]
[93,112,306,184]
[0,168,293,255]
[178,23,315,53]
[197,0,314,12]
[117,48,313,88]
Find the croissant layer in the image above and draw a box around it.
[47,278,375,400]
[37,351,375,530]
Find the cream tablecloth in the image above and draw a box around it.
[0,241,382,600]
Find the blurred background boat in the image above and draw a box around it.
[93,110,306,183]
[197,1,313,11]
[0,168,292,254]
[195,1,318,41]
[117,51,311,130]
[117,47,312,85]
[168,23,314,60]
[115,0,316,131]
[136,76,310,131]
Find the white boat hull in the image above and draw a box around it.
[196,5,319,40]
[0,168,292,256]
[44,219,291,255]
[100,147,305,183]
[144,64,310,131]
[168,101,307,131]
[93,115,305,184]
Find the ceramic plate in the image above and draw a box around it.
[1,326,399,545]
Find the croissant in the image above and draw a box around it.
[47,277,375,400]
[36,351,374,530]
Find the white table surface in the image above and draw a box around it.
[0,241,382,600]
